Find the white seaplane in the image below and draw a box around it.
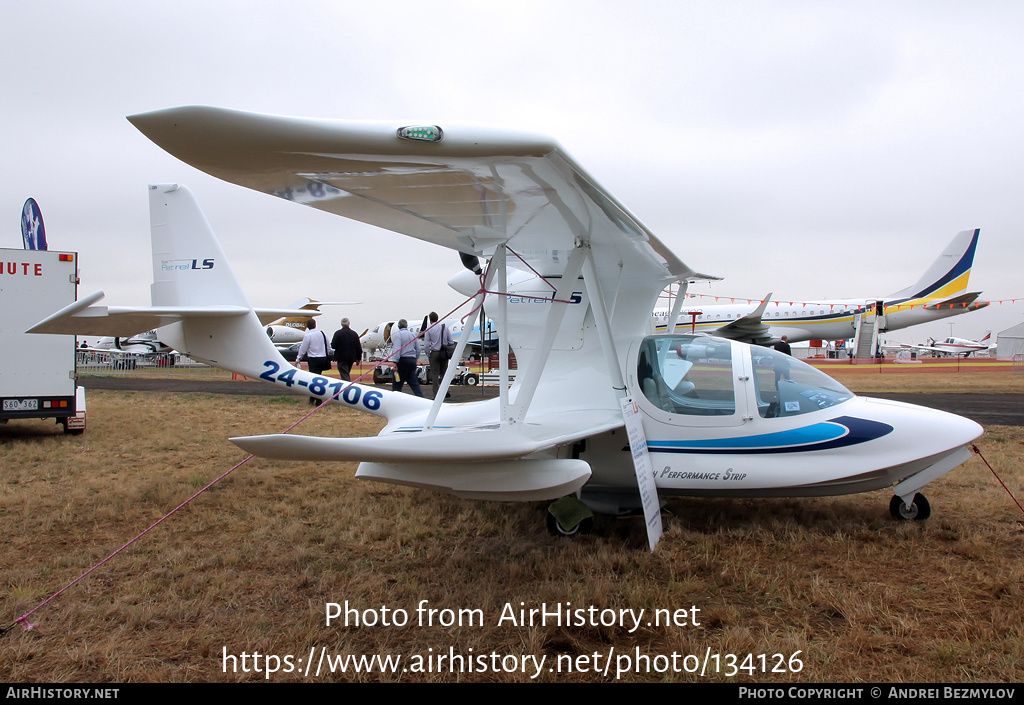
[31,107,983,544]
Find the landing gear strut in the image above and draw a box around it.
[889,493,931,521]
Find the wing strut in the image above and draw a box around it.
[581,246,626,396]
[581,246,663,550]
[667,280,689,335]
[423,253,501,430]
[495,245,511,425]
[509,246,588,424]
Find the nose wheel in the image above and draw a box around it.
[889,493,931,521]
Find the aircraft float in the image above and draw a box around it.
[30,107,983,545]
[653,229,988,345]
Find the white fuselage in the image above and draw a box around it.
[652,296,982,343]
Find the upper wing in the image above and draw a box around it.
[128,107,710,316]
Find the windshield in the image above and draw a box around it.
[637,335,854,419]
[751,346,853,418]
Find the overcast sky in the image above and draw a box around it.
[2,1,1021,344]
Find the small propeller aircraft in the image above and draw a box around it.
[30,107,983,545]
[902,332,994,357]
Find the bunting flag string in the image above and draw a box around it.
[655,290,1021,312]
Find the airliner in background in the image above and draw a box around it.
[653,229,987,345]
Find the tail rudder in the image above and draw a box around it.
[148,184,431,421]
[149,184,250,308]
[887,229,980,302]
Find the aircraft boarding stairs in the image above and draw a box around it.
[851,303,882,362]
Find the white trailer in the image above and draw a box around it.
[0,248,85,433]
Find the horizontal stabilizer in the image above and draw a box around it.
[356,459,592,501]
[28,290,250,337]
[922,292,987,311]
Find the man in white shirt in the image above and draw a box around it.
[422,311,454,399]
[388,319,424,397]
[297,318,333,405]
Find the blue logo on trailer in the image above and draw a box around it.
[21,198,46,251]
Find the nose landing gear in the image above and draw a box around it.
[889,493,931,521]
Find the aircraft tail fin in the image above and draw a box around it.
[144,185,430,420]
[149,184,250,309]
[31,185,431,421]
[887,229,980,302]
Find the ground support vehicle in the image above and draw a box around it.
[0,248,85,434]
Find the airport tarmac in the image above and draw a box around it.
[80,377,1024,426]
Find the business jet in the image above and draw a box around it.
[264,298,358,346]
[91,329,175,356]
[652,229,988,345]
[903,332,994,357]
[361,317,497,358]
[31,108,983,547]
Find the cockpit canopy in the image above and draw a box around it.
[637,335,853,419]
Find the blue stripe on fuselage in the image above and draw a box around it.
[647,416,893,455]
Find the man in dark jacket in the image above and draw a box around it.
[331,317,363,381]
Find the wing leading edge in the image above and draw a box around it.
[128,107,709,321]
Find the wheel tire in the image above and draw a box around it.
[889,493,931,521]
[546,512,594,537]
[465,373,479,386]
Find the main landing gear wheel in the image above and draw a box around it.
[889,493,931,521]
[546,512,594,536]
[546,496,595,537]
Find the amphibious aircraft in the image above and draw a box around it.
[652,229,988,345]
[31,107,983,542]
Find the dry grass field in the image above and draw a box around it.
[1,375,1022,683]
[829,368,1024,395]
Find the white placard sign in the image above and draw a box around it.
[620,396,663,551]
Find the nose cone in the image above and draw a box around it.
[857,395,983,459]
